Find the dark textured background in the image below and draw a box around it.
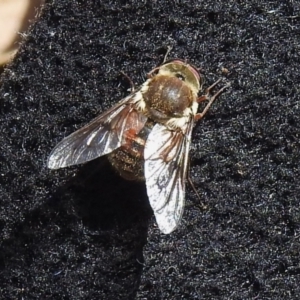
[1,0,300,299]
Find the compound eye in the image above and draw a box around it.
[175,73,185,81]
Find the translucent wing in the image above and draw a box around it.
[48,95,147,169]
[144,119,194,234]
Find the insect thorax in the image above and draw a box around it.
[142,75,196,122]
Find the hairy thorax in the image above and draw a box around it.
[142,75,196,123]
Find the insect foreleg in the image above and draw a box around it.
[120,71,135,93]
[195,81,230,121]
[163,45,173,63]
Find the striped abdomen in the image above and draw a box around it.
[108,120,154,181]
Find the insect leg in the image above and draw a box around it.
[187,176,207,209]
[187,155,207,209]
[195,81,230,121]
[163,45,173,63]
[147,46,173,78]
[120,71,135,93]
[187,176,200,201]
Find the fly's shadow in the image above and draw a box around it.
[53,157,152,234]
[0,157,150,300]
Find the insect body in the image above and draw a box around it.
[48,59,228,234]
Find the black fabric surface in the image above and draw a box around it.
[1,0,300,299]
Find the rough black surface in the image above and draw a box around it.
[1,0,300,299]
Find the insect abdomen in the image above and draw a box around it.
[108,120,154,181]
